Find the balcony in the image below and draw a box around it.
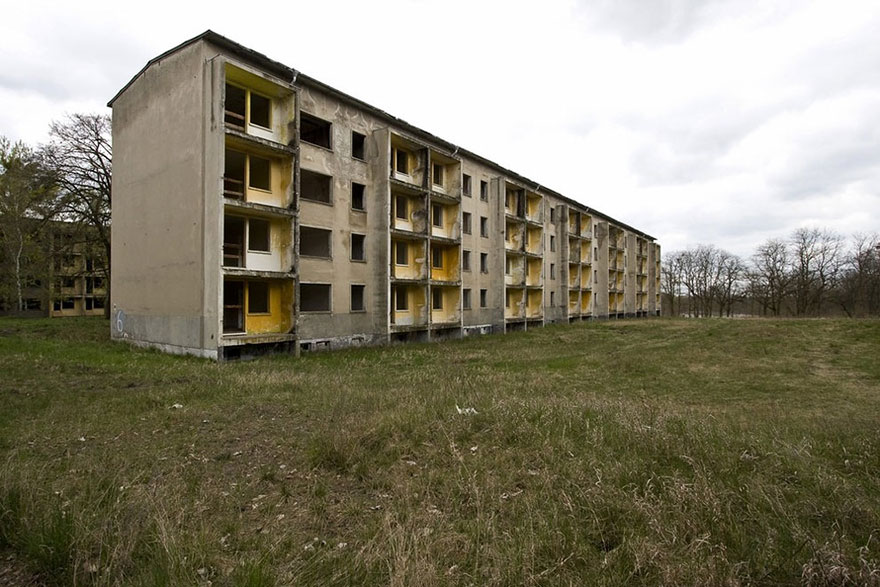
[526,258,543,287]
[224,146,292,209]
[568,264,580,288]
[430,200,461,240]
[505,288,525,320]
[505,221,523,251]
[504,254,525,286]
[429,244,461,283]
[223,214,292,274]
[525,226,543,255]
[224,72,293,146]
[580,215,592,238]
[568,213,579,235]
[580,290,592,314]
[526,193,543,224]
[431,286,461,326]
[392,239,427,281]
[391,284,428,328]
[569,239,581,263]
[568,291,580,314]
[392,191,427,234]
[580,240,591,262]
[222,278,293,337]
[526,289,543,319]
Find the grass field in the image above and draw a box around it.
[1,317,879,586]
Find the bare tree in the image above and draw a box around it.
[42,114,112,316]
[751,238,791,316]
[715,251,745,317]
[790,227,843,316]
[837,233,880,317]
[661,251,685,316]
[0,138,57,312]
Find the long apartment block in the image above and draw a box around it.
[109,31,660,359]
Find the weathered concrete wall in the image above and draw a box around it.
[111,40,220,356]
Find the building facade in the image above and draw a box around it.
[109,31,660,360]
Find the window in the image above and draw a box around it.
[550,207,556,223]
[301,169,332,204]
[62,298,75,310]
[505,290,512,308]
[351,131,366,160]
[463,288,472,310]
[224,216,245,267]
[462,212,472,234]
[395,241,408,265]
[224,84,246,129]
[480,216,488,238]
[462,250,471,272]
[432,203,443,227]
[395,286,409,311]
[480,289,487,308]
[248,219,270,252]
[480,180,488,201]
[223,281,244,333]
[432,289,443,310]
[300,112,332,149]
[248,281,269,314]
[432,163,444,187]
[393,148,409,174]
[462,174,472,196]
[395,195,408,220]
[351,284,365,312]
[550,235,556,252]
[550,292,556,306]
[480,253,488,273]
[550,264,556,279]
[249,155,271,191]
[594,247,598,261]
[505,257,512,275]
[351,233,365,261]
[432,247,443,269]
[301,284,331,312]
[250,93,270,129]
[351,182,365,211]
[300,227,332,258]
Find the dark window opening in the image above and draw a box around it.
[250,93,271,128]
[248,281,269,314]
[300,226,332,258]
[301,169,332,203]
[395,241,407,265]
[463,174,472,196]
[25,298,41,310]
[395,287,408,311]
[550,235,556,252]
[480,289,487,308]
[432,247,443,269]
[351,284,365,312]
[85,298,94,310]
[249,155,271,191]
[93,297,105,309]
[463,289,471,310]
[352,182,365,210]
[480,216,489,238]
[224,84,246,129]
[505,257,512,275]
[301,112,332,149]
[249,219,270,252]
[550,264,556,279]
[223,280,244,333]
[551,292,556,306]
[462,212,472,234]
[432,289,443,310]
[301,283,331,312]
[480,253,488,273]
[432,163,443,187]
[395,195,408,220]
[351,131,366,160]
[432,204,443,227]
[462,250,471,271]
[224,149,246,198]
[394,148,409,174]
[480,180,488,201]
[351,233,365,261]
[550,208,556,223]
[224,216,245,267]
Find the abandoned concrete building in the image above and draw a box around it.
[109,31,660,359]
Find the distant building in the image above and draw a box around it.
[108,31,660,360]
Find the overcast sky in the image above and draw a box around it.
[1,0,878,256]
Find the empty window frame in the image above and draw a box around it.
[480,253,488,273]
[462,174,472,196]
[223,280,244,333]
[351,233,365,261]
[394,286,409,311]
[480,216,489,238]
[480,289,487,308]
[249,155,271,191]
[505,257,512,275]
[300,226,332,258]
[432,203,443,227]
[432,289,443,310]
[462,288,472,309]
[550,207,556,223]
[248,281,270,314]
[395,241,408,265]
[351,131,366,160]
[432,163,444,187]
[225,84,270,130]
[462,212,472,234]
[395,195,408,220]
[550,291,556,306]
[550,235,556,252]
[300,112,332,149]
[432,247,443,269]
[301,169,332,204]
[248,219,271,252]
[351,182,366,211]
[223,216,245,267]
[392,147,409,175]
[351,284,365,312]
[300,283,331,312]
[462,250,471,272]
[480,180,488,201]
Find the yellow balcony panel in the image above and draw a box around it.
[568,213,579,235]
[431,286,460,325]
[568,264,580,288]
[526,289,543,319]
[392,192,427,234]
[430,245,460,282]
[225,64,295,145]
[580,215,592,238]
[569,238,581,263]
[504,254,525,286]
[580,240,591,260]
[224,279,293,337]
[526,193,543,223]
[391,136,428,187]
[581,291,593,314]
[392,284,428,327]
[223,214,292,273]
[392,240,427,280]
[526,258,543,287]
[223,146,292,208]
[505,288,525,320]
[430,200,460,240]
[568,291,580,313]
[525,226,543,255]
[580,270,591,289]
[505,221,523,251]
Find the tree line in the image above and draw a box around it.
[0,114,111,316]
[662,228,880,318]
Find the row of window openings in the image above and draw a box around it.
[393,287,487,311]
[224,220,367,264]
[54,276,105,292]
[52,296,105,311]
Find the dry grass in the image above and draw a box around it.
[1,317,879,585]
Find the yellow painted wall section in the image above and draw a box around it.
[526,227,542,254]
[393,285,427,326]
[569,264,579,288]
[526,258,542,286]
[581,239,591,260]
[432,287,460,324]
[431,202,460,239]
[246,156,291,208]
[569,238,580,262]
[526,194,542,221]
[246,280,292,334]
[526,290,543,318]
[430,246,460,282]
[569,291,579,313]
[581,291,593,313]
[581,215,593,237]
[505,221,522,250]
[393,240,426,280]
[505,288,524,319]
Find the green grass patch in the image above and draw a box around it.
[1,316,879,585]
